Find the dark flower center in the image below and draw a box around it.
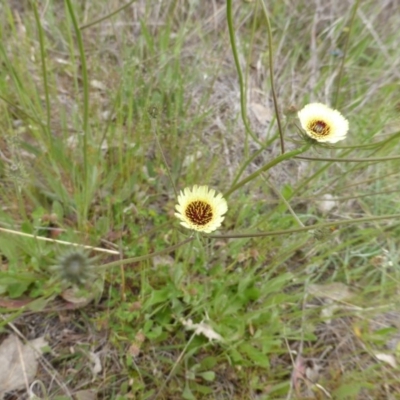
[185,201,213,226]
[310,120,330,136]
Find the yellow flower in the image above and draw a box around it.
[175,185,228,233]
[297,103,349,143]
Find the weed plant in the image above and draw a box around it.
[1,0,400,399]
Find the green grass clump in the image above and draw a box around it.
[1,0,400,399]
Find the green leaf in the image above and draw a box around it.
[239,342,270,368]
[261,273,293,296]
[281,184,293,199]
[27,297,49,312]
[146,287,175,306]
[243,287,261,301]
[199,356,217,370]
[182,384,196,400]
[145,325,162,340]
[191,381,213,394]
[52,200,64,220]
[332,383,364,398]
[8,281,31,298]
[199,371,215,382]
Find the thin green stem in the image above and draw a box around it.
[296,154,400,162]
[100,237,194,270]
[323,132,400,150]
[304,188,400,203]
[265,174,304,227]
[224,143,311,198]
[333,0,360,108]
[0,95,44,128]
[16,188,28,222]
[242,0,258,160]
[230,133,278,189]
[226,0,261,146]
[80,0,138,30]
[32,1,52,143]
[154,332,196,399]
[293,123,400,151]
[259,0,284,153]
[151,118,177,198]
[289,139,357,199]
[209,213,400,239]
[65,0,89,142]
[0,45,44,127]
[65,0,90,223]
[230,146,265,188]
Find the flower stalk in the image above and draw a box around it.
[224,143,311,199]
[99,237,194,270]
[208,213,400,239]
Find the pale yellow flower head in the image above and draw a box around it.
[297,103,349,143]
[175,185,228,233]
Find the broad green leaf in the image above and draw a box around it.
[199,371,215,381]
[239,342,270,368]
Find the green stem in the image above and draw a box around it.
[100,237,194,270]
[230,133,278,189]
[265,174,304,227]
[153,332,196,399]
[0,95,44,128]
[259,0,284,153]
[224,143,311,198]
[325,131,400,150]
[226,0,261,146]
[16,188,28,222]
[65,0,89,147]
[333,0,360,108]
[230,146,265,188]
[32,1,52,145]
[80,0,138,30]
[304,188,400,203]
[293,123,400,151]
[65,0,90,223]
[296,154,400,162]
[209,213,400,239]
[151,118,177,198]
